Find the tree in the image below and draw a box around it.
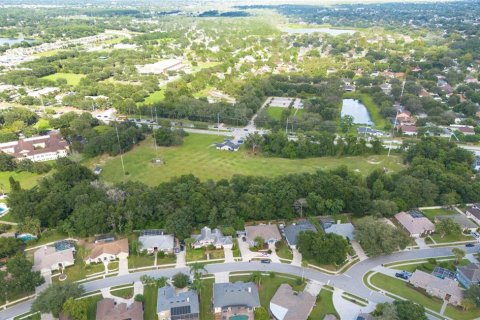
[393,301,427,320]
[245,132,264,154]
[189,263,207,281]
[355,217,410,256]
[340,115,354,133]
[155,276,168,288]
[0,237,23,259]
[19,216,41,236]
[254,307,270,320]
[0,153,16,171]
[374,302,399,320]
[250,271,263,287]
[6,255,44,296]
[62,297,88,320]
[452,248,465,264]
[462,298,476,311]
[32,282,85,317]
[172,273,189,289]
[253,236,265,249]
[140,275,156,286]
[297,231,349,265]
[465,284,480,307]
[435,218,461,238]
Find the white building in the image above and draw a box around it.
[0,132,69,162]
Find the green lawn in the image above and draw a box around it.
[80,294,103,320]
[343,93,387,129]
[53,247,105,282]
[232,239,241,257]
[187,248,206,262]
[42,73,85,86]
[276,241,293,260]
[25,229,68,248]
[445,304,480,320]
[128,254,155,269]
[230,274,305,308]
[430,232,473,243]
[110,287,134,299]
[370,273,443,312]
[308,289,339,320]
[267,107,286,120]
[200,279,214,320]
[0,171,45,193]
[143,285,159,320]
[86,134,404,186]
[157,254,177,265]
[421,208,457,221]
[141,89,165,105]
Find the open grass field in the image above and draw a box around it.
[86,134,405,186]
[308,289,339,320]
[141,89,165,105]
[0,171,46,193]
[343,92,387,129]
[267,107,285,120]
[191,61,221,73]
[42,72,85,86]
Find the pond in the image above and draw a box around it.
[341,99,373,125]
[282,27,356,36]
[0,38,35,46]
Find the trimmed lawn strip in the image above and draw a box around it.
[144,285,158,320]
[308,289,339,320]
[430,232,473,243]
[157,254,177,265]
[370,273,443,312]
[110,287,134,299]
[0,171,45,193]
[200,279,215,320]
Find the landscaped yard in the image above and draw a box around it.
[186,247,206,262]
[370,273,443,312]
[25,229,68,248]
[230,273,305,308]
[128,254,155,269]
[53,248,105,282]
[430,232,473,243]
[85,134,404,186]
[157,253,177,265]
[0,170,46,193]
[42,72,85,86]
[110,287,134,299]
[421,208,457,221]
[276,241,293,260]
[143,285,159,320]
[308,289,339,320]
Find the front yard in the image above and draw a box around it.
[128,254,155,269]
[308,289,339,320]
[186,247,224,261]
[275,241,293,260]
[429,232,473,243]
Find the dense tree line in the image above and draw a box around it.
[7,138,479,239]
[0,154,51,174]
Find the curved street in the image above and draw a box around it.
[0,244,475,320]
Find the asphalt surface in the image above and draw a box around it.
[1,245,476,320]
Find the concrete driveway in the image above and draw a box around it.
[176,250,186,268]
[333,289,376,320]
[224,247,234,263]
[291,248,302,266]
[118,257,129,275]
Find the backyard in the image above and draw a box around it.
[85,134,404,186]
[421,208,457,221]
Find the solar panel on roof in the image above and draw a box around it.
[141,229,164,236]
[432,266,455,280]
[409,210,425,218]
[171,305,191,316]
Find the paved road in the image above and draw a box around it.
[1,245,476,320]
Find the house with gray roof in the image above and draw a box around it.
[191,226,232,249]
[216,140,240,152]
[457,263,480,288]
[409,270,463,306]
[284,221,317,249]
[435,214,478,233]
[270,284,316,320]
[466,204,480,225]
[157,286,199,320]
[323,222,355,241]
[138,230,175,254]
[213,282,260,320]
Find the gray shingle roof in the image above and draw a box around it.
[213,282,260,309]
[156,286,199,315]
[284,221,317,246]
[139,234,174,251]
[323,223,355,240]
[436,214,478,229]
[457,263,480,283]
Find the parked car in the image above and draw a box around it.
[466,243,475,247]
[260,259,271,264]
[395,271,411,280]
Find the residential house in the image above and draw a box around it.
[96,298,143,320]
[138,230,175,254]
[437,79,453,94]
[216,140,240,152]
[284,221,317,249]
[399,124,418,136]
[409,270,463,306]
[157,286,199,320]
[457,263,480,288]
[245,224,281,246]
[85,238,129,264]
[323,222,355,241]
[451,125,475,136]
[466,204,480,225]
[269,284,316,320]
[435,214,478,233]
[394,211,435,238]
[0,132,69,162]
[396,110,415,125]
[191,226,233,249]
[33,246,74,273]
[213,282,260,320]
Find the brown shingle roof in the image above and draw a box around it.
[87,238,128,260]
[96,299,143,320]
[270,284,316,320]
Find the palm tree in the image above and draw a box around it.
[190,262,207,281]
[155,276,168,288]
[452,248,465,264]
[250,271,263,287]
[190,278,206,295]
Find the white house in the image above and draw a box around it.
[216,140,240,152]
[138,231,175,254]
[191,226,233,249]
[85,238,129,264]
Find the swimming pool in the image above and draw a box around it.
[0,203,9,216]
[17,233,37,242]
[229,316,249,320]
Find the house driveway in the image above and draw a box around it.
[351,241,368,261]
[332,289,376,320]
[291,248,302,266]
[237,237,257,261]
[175,250,186,268]
[415,238,429,249]
[268,243,280,263]
[118,257,129,275]
[214,272,230,283]
[224,247,234,263]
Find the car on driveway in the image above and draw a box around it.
[395,271,411,280]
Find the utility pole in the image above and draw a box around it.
[217,113,220,133]
[285,118,289,135]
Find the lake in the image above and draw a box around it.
[341,99,373,125]
[282,27,356,36]
[0,38,35,46]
